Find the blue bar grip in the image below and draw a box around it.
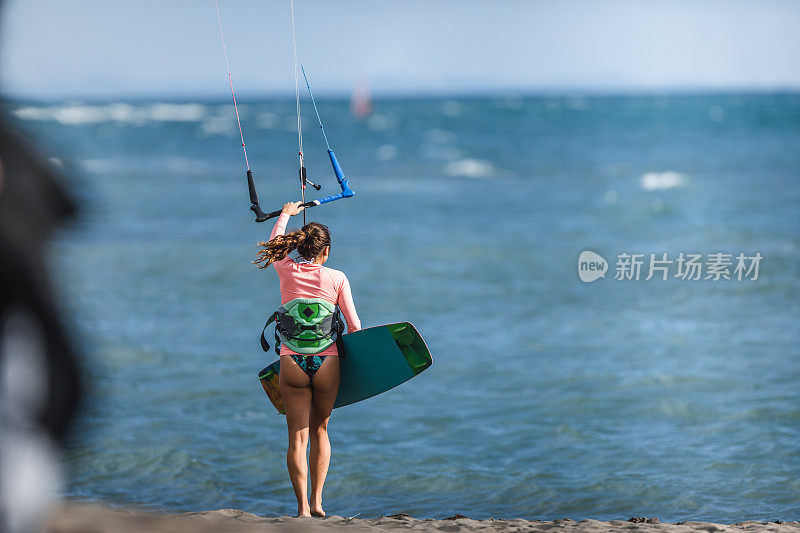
[316,192,344,205]
[328,150,354,198]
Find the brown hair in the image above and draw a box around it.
[253,222,331,269]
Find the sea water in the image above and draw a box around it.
[6,93,799,521]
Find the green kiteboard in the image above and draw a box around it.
[258,322,432,414]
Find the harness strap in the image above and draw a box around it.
[335,314,346,358]
[260,311,278,353]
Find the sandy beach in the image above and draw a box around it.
[47,504,800,533]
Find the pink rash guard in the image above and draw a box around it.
[269,212,361,357]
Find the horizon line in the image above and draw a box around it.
[3,85,800,104]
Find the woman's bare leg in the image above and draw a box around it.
[308,356,340,517]
[280,356,312,517]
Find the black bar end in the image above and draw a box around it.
[251,203,269,222]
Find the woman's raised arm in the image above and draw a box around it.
[269,201,305,241]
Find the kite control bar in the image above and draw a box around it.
[219,34,354,224]
[255,149,355,222]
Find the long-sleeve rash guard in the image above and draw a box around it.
[269,212,361,356]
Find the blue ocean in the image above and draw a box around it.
[7,93,799,522]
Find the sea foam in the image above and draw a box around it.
[640,171,687,190]
[13,103,207,125]
[444,158,495,178]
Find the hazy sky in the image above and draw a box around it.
[2,0,799,99]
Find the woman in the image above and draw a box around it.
[254,201,361,518]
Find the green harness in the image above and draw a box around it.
[260,298,345,356]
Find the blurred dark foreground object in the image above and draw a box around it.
[0,120,82,532]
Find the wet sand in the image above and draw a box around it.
[47,504,800,533]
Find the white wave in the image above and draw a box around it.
[444,158,495,178]
[640,171,687,191]
[14,103,136,125]
[10,106,42,120]
[12,102,207,126]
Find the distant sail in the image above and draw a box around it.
[350,79,372,120]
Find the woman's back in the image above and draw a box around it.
[273,256,347,306]
[265,212,360,356]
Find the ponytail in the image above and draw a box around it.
[254,222,331,269]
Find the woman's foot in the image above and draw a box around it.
[310,503,326,517]
[296,504,311,518]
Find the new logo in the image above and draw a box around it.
[578,250,608,283]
